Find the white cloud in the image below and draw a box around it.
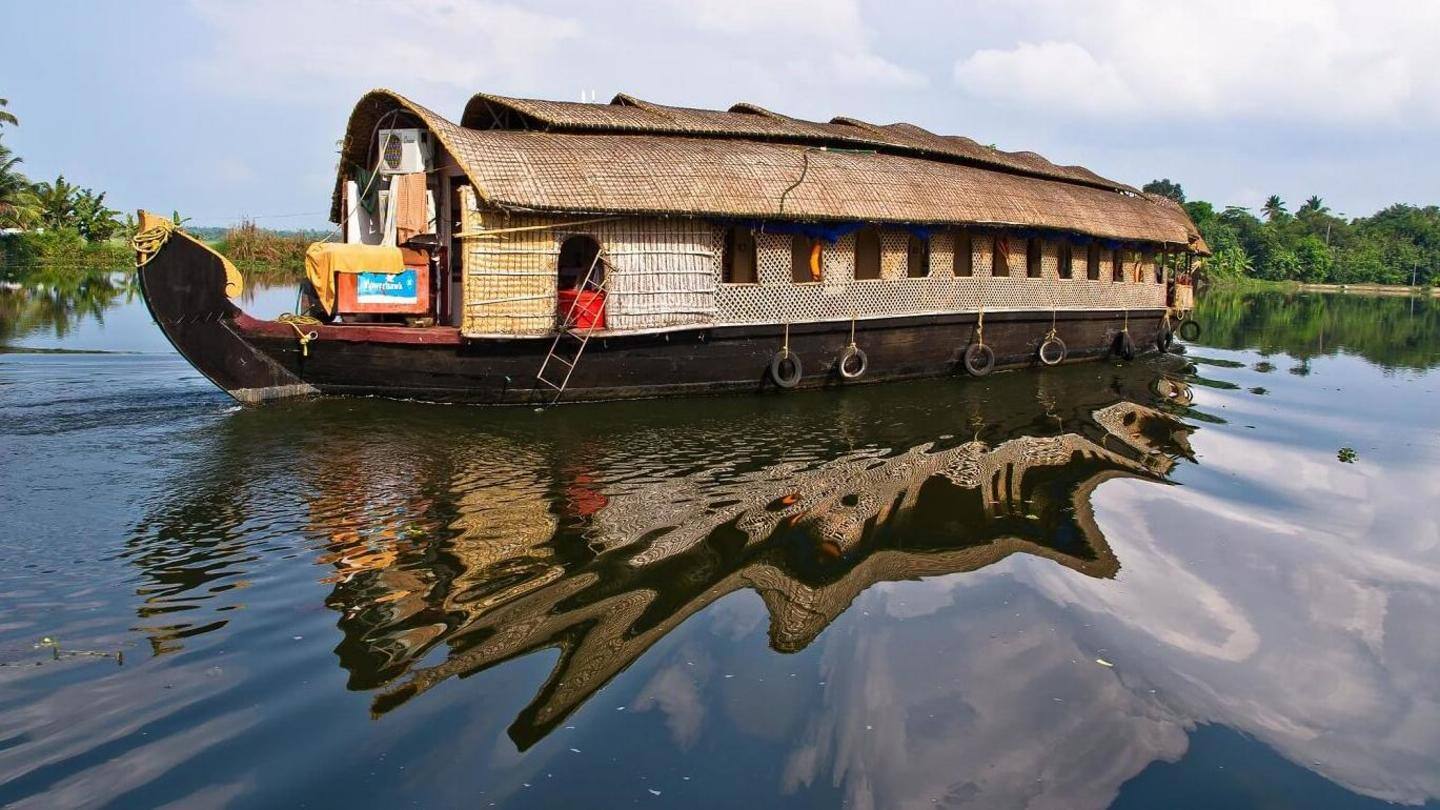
[956,41,1134,111]
[672,0,926,90]
[952,0,1440,124]
[188,0,581,105]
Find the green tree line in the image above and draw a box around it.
[1144,179,1438,287]
[0,98,123,240]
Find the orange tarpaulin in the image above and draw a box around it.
[304,242,405,315]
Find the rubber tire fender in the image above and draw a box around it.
[1177,320,1201,341]
[963,343,995,376]
[769,350,803,389]
[1114,330,1137,361]
[1038,336,1068,366]
[837,345,868,380]
[1156,323,1174,352]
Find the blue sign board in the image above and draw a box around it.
[356,270,418,305]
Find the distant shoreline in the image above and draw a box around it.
[1211,277,1437,297]
[1293,282,1438,297]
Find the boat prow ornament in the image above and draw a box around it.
[132,210,245,299]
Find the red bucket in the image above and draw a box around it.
[557,289,606,330]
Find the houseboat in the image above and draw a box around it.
[135,89,1207,405]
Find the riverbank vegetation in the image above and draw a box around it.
[0,96,312,282]
[213,220,313,280]
[1146,180,1437,288]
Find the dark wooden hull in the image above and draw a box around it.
[140,229,1170,405]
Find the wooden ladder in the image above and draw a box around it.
[535,252,608,405]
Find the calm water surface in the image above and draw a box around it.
[2,280,1438,809]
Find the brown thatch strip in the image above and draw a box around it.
[461,92,1142,194]
[333,90,1204,251]
[330,89,487,223]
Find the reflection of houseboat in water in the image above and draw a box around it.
[301,386,1195,749]
[134,90,1205,404]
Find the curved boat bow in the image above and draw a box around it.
[134,212,317,404]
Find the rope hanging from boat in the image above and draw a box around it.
[131,220,176,268]
[777,149,813,216]
[277,313,322,357]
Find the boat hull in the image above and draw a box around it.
[140,227,1171,405]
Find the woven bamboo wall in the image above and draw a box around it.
[460,208,1166,337]
[590,218,719,330]
[461,190,559,336]
[462,205,721,337]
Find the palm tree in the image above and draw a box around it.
[33,174,79,230]
[1301,194,1330,216]
[1261,195,1287,222]
[0,138,38,228]
[0,98,16,129]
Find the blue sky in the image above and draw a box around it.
[3,0,1437,228]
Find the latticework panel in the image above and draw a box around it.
[823,233,856,284]
[714,273,1165,325]
[930,231,955,277]
[756,232,792,285]
[880,230,908,280]
[1005,236,1028,277]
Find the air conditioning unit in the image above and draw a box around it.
[376,128,432,175]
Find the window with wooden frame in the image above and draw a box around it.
[721,226,757,284]
[1058,241,1074,279]
[1112,247,1125,282]
[791,235,823,283]
[854,227,881,280]
[906,234,930,278]
[954,229,973,277]
[1086,242,1101,280]
[1154,250,1166,284]
[1026,237,1043,278]
[991,233,1011,277]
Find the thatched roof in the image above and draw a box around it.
[333,90,1206,252]
[462,92,1137,194]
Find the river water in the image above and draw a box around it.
[1,280,1438,809]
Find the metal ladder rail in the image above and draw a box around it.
[535,252,608,403]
